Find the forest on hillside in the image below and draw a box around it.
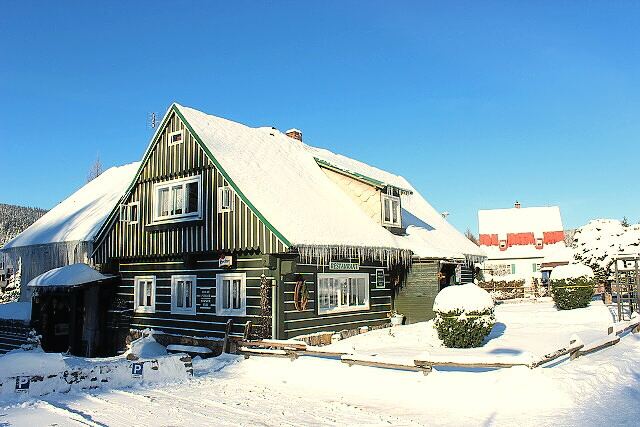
[0,203,48,246]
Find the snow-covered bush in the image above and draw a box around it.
[433,283,495,348]
[550,277,595,310]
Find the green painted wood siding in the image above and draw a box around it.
[112,256,270,339]
[394,261,439,324]
[95,111,286,262]
[281,260,392,339]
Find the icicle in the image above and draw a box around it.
[293,244,412,269]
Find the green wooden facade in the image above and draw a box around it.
[394,261,440,324]
[94,108,394,351]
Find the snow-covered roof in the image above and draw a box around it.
[2,162,140,249]
[27,263,113,288]
[478,206,564,235]
[176,104,484,262]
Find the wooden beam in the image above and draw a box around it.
[341,356,431,375]
[571,335,620,360]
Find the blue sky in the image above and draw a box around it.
[1,1,639,235]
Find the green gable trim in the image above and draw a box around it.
[315,158,385,188]
[314,158,413,195]
[92,108,176,248]
[172,106,292,248]
[93,104,291,253]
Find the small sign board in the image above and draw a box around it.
[15,376,30,393]
[198,288,214,313]
[219,255,233,268]
[375,269,385,289]
[131,362,144,379]
[329,261,360,271]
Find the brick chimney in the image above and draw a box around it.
[286,128,302,141]
[515,201,521,209]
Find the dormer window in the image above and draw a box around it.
[153,175,201,223]
[218,186,235,213]
[168,130,184,146]
[382,194,401,227]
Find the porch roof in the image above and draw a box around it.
[27,263,114,289]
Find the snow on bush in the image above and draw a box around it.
[433,283,496,348]
[550,277,595,310]
[572,219,640,282]
[551,264,593,280]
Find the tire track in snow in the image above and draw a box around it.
[37,399,108,427]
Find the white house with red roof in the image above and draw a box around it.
[478,202,566,282]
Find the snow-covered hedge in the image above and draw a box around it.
[477,279,526,300]
[433,284,496,348]
[550,277,595,310]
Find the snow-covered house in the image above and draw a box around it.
[92,103,485,352]
[478,203,566,284]
[0,163,139,354]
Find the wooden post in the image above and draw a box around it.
[222,319,233,353]
[243,321,253,341]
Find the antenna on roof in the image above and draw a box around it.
[148,112,160,129]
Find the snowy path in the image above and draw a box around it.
[4,371,418,426]
[2,301,639,426]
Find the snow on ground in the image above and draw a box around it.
[1,299,639,426]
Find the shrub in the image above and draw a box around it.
[433,283,496,348]
[550,277,595,310]
[478,280,526,300]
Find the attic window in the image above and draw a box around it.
[499,240,507,249]
[218,186,235,213]
[381,194,401,227]
[535,238,543,248]
[119,202,139,225]
[168,130,184,146]
[153,175,202,223]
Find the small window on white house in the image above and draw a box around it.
[535,238,543,248]
[317,273,369,315]
[381,194,401,227]
[153,176,201,222]
[134,276,156,313]
[499,240,507,249]
[218,186,235,213]
[168,130,184,146]
[216,273,246,316]
[171,275,196,315]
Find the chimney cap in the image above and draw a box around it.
[286,128,302,134]
[515,201,521,208]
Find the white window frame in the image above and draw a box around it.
[217,186,235,213]
[171,275,197,315]
[168,130,184,146]
[119,202,140,225]
[216,272,246,316]
[152,175,202,223]
[134,276,156,313]
[317,272,370,315]
[381,194,401,227]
